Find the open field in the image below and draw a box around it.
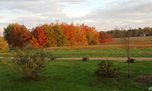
[45,47,152,58]
[1,47,152,58]
[0,36,151,58]
[0,36,151,91]
[43,36,152,58]
[112,36,152,45]
[0,60,152,91]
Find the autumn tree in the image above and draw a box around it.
[0,36,8,53]
[30,36,40,48]
[4,21,115,48]
[61,23,76,46]
[3,23,20,41]
[86,28,99,45]
[42,24,56,47]
[61,23,88,46]
[99,32,106,43]
[75,26,88,45]
[9,24,31,47]
[99,32,113,44]
[32,26,47,47]
[53,25,66,46]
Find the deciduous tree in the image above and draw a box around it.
[32,26,47,47]
[3,23,21,43]
[9,25,31,47]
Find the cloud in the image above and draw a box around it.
[78,0,152,30]
[58,0,86,4]
[0,0,152,33]
[0,0,41,2]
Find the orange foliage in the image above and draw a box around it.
[32,26,47,47]
[9,24,31,47]
[60,23,88,46]
[99,32,113,44]
[30,36,40,48]
[6,21,113,48]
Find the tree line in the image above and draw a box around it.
[3,22,113,48]
[106,27,152,38]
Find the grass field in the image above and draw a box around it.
[0,36,151,58]
[0,36,152,91]
[0,60,152,91]
[1,47,152,58]
[39,36,152,58]
[45,47,152,58]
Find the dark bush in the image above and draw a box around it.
[50,57,56,60]
[95,60,120,78]
[127,59,136,63]
[82,57,89,61]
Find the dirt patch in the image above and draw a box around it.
[134,74,152,84]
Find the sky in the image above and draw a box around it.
[0,0,152,36]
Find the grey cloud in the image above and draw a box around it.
[0,1,63,13]
[58,0,86,3]
[0,0,41,2]
[0,0,152,31]
[79,0,152,30]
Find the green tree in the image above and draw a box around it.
[53,25,66,46]
[42,24,57,47]
[86,30,98,45]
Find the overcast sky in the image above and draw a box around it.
[0,0,152,36]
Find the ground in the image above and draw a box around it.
[0,60,152,91]
[0,36,152,91]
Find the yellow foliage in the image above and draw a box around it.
[0,37,8,53]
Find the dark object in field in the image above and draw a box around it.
[50,57,56,60]
[82,57,89,61]
[127,59,136,63]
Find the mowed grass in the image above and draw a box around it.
[0,47,152,58]
[41,36,152,58]
[0,60,152,91]
[45,47,152,58]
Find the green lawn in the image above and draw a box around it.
[46,47,152,58]
[0,60,152,91]
[0,47,152,58]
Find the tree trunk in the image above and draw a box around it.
[127,36,130,78]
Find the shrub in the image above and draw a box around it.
[50,57,56,60]
[0,37,8,53]
[95,60,120,78]
[82,57,89,61]
[127,59,136,63]
[8,44,50,80]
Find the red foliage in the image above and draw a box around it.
[7,21,113,47]
[60,23,88,46]
[32,27,47,47]
[9,24,31,47]
[99,32,113,44]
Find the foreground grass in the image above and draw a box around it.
[0,60,152,91]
